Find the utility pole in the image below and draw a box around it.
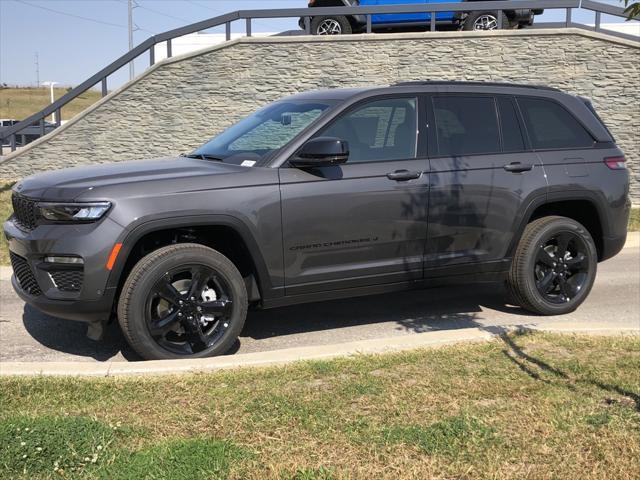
[35,52,40,87]
[128,0,134,80]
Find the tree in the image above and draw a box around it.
[622,1,640,19]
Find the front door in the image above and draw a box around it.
[279,96,429,295]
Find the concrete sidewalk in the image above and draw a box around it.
[1,322,637,377]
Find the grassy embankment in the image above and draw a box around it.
[0,87,101,122]
[0,332,638,479]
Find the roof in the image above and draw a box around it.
[283,81,564,103]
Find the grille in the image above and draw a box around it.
[11,193,39,230]
[9,252,42,296]
[49,269,83,292]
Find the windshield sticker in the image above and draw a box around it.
[241,160,256,167]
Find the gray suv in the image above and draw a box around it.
[4,82,630,360]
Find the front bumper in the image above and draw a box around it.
[3,216,124,324]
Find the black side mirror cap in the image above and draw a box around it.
[290,137,349,168]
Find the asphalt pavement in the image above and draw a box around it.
[1,239,638,363]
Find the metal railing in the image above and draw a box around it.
[1,0,637,155]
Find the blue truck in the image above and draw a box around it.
[302,0,544,34]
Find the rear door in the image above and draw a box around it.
[425,93,548,269]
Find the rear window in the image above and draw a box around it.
[432,96,500,156]
[517,97,594,150]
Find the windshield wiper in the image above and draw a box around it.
[181,153,223,162]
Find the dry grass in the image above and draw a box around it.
[0,87,102,122]
[0,332,638,479]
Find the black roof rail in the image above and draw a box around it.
[392,80,560,91]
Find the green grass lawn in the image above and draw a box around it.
[0,87,102,122]
[0,332,639,479]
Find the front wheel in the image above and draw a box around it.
[507,216,598,316]
[463,11,509,31]
[311,16,352,35]
[117,243,248,360]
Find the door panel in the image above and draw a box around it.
[280,161,429,294]
[426,153,546,267]
[280,96,428,295]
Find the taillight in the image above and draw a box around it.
[604,156,626,170]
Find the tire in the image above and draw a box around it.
[311,16,352,35]
[506,216,598,316]
[117,243,248,360]
[463,11,509,31]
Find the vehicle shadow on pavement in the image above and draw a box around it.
[21,305,141,362]
[20,282,534,362]
[242,282,532,339]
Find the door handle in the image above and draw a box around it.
[387,170,422,181]
[503,162,533,173]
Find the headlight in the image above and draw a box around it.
[38,202,112,222]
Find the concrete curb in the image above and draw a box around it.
[0,323,637,377]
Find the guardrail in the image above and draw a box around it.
[1,0,638,155]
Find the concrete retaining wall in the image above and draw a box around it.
[1,28,638,200]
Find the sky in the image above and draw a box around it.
[0,0,631,89]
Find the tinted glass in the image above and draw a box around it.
[193,100,333,165]
[518,97,594,150]
[433,96,500,156]
[320,98,417,163]
[498,97,526,152]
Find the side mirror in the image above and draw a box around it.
[290,137,349,168]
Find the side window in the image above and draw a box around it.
[497,97,526,153]
[432,96,500,156]
[517,97,594,150]
[320,98,417,163]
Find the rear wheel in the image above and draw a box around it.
[463,11,509,31]
[507,216,598,315]
[118,243,248,360]
[311,16,352,35]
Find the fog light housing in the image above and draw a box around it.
[44,256,84,265]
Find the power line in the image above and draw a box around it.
[137,2,193,24]
[13,0,155,34]
[13,0,129,29]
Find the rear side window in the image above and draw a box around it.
[497,97,526,152]
[517,97,594,150]
[432,96,500,156]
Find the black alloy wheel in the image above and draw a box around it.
[146,264,234,355]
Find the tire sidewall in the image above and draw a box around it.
[118,245,248,360]
[520,219,598,315]
[463,11,505,31]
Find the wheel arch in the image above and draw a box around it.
[508,193,607,261]
[106,214,275,306]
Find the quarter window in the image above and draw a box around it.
[433,96,500,156]
[517,97,594,150]
[319,98,417,163]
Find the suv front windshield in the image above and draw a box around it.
[189,100,335,165]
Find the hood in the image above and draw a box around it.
[14,157,260,201]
